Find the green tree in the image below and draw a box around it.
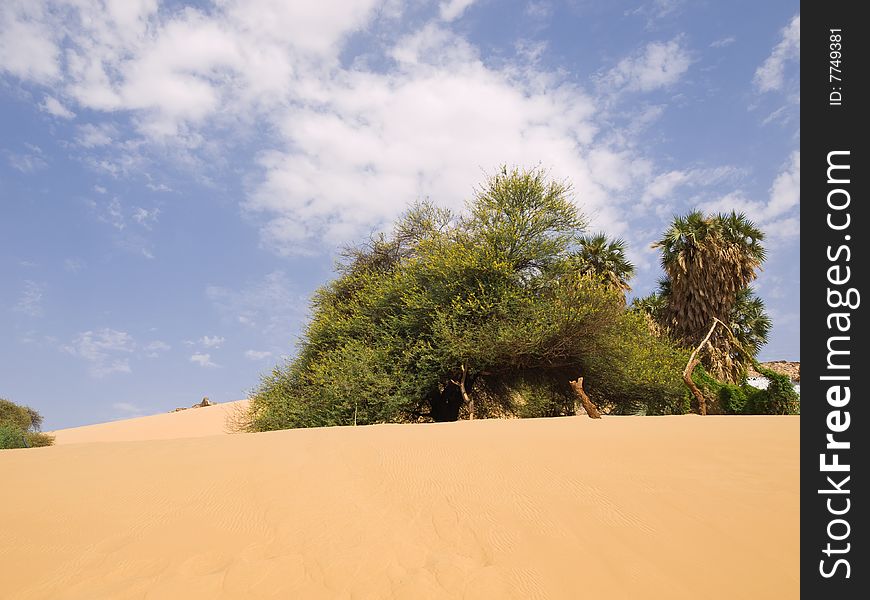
[727,287,772,359]
[0,397,32,431]
[651,211,767,382]
[0,398,54,449]
[247,167,689,430]
[573,233,635,292]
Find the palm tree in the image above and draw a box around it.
[727,287,772,359]
[574,233,635,292]
[652,211,766,382]
[631,278,669,320]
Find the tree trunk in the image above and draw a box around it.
[683,319,722,416]
[569,377,601,419]
[683,357,706,416]
[432,366,479,422]
[458,364,473,419]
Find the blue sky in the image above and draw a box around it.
[1,0,800,429]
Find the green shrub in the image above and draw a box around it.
[24,431,55,447]
[717,383,749,415]
[0,422,27,449]
[692,367,745,415]
[583,310,690,415]
[745,365,800,415]
[488,374,575,419]
[513,383,570,419]
[0,398,32,431]
[691,365,799,416]
[0,397,54,448]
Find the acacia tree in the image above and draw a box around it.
[0,398,54,449]
[650,211,767,382]
[245,167,689,431]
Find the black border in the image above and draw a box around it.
[802,2,867,596]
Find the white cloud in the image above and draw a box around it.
[63,328,136,377]
[222,0,381,58]
[767,151,800,219]
[525,1,552,20]
[132,206,160,228]
[13,280,45,317]
[40,95,76,119]
[243,25,642,252]
[601,38,692,93]
[5,144,47,173]
[245,349,273,360]
[190,352,218,368]
[64,258,85,272]
[698,152,800,240]
[641,166,742,205]
[586,148,647,192]
[199,335,225,348]
[76,123,116,148]
[642,170,689,204]
[761,105,791,126]
[625,0,685,28]
[87,196,162,257]
[3,2,697,257]
[0,2,61,83]
[710,36,735,48]
[5,0,383,141]
[754,15,799,93]
[650,0,683,19]
[389,23,477,66]
[439,0,477,22]
[207,270,308,343]
[144,340,171,357]
[99,197,126,230]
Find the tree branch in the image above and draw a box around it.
[683,319,721,416]
[569,377,601,419]
[451,364,474,420]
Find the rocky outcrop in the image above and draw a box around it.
[171,397,216,412]
[748,361,800,382]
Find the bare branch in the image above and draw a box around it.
[569,377,601,419]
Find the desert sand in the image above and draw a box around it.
[1,408,798,599]
[47,400,250,445]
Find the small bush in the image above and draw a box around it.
[718,383,749,415]
[0,397,54,449]
[692,365,799,416]
[746,365,800,415]
[0,423,27,449]
[24,431,55,447]
[498,375,575,419]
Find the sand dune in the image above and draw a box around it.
[48,400,250,444]
[1,412,798,599]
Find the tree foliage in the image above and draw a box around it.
[247,167,690,430]
[648,211,768,382]
[574,233,635,293]
[691,364,799,416]
[0,398,54,449]
[0,398,33,432]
